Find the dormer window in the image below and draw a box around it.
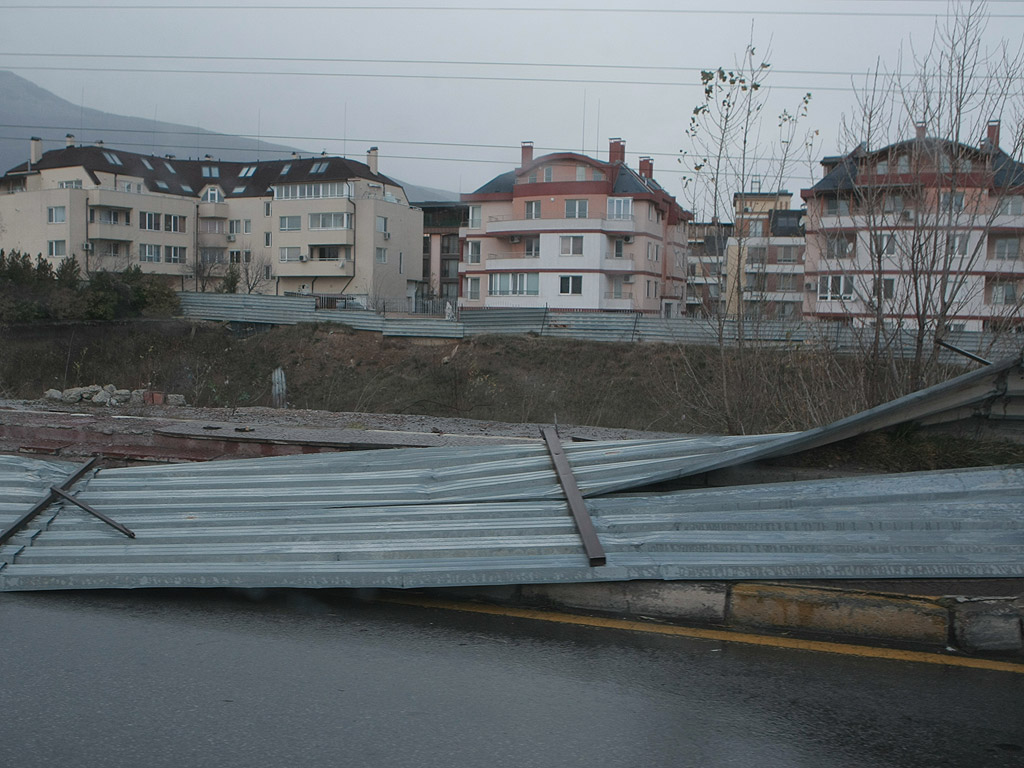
[202,165,220,178]
[202,187,224,203]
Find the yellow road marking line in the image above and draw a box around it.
[378,594,1024,675]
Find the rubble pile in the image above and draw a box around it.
[42,386,187,407]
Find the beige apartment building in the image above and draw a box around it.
[724,191,806,321]
[0,137,423,303]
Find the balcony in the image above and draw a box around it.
[198,201,228,219]
[601,257,636,272]
[88,221,133,241]
[603,291,634,300]
[487,251,541,260]
[485,216,637,236]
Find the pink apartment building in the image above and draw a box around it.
[458,139,692,315]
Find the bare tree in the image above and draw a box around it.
[813,0,1024,394]
[239,250,274,294]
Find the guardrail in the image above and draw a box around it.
[177,292,1023,358]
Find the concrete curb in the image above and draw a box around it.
[435,580,1024,657]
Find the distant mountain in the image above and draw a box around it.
[0,70,305,173]
[0,71,459,202]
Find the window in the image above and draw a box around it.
[524,236,540,258]
[58,179,83,189]
[229,219,242,235]
[264,201,272,217]
[576,166,586,182]
[560,235,583,256]
[308,212,351,230]
[165,246,186,264]
[525,201,541,220]
[163,161,176,175]
[613,238,624,258]
[559,275,583,295]
[607,198,633,220]
[941,192,965,212]
[164,214,186,233]
[997,196,1024,216]
[154,180,170,191]
[466,241,481,264]
[883,194,905,213]
[872,277,895,299]
[310,161,329,174]
[102,151,123,166]
[376,247,387,263]
[777,245,799,263]
[748,220,764,237]
[47,240,66,258]
[264,232,272,247]
[201,165,219,178]
[826,236,854,259]
[264,265,273,280]
[229,250,252,264]
[543,167,552,182]
[468,205,482,229]
[140,244,161,263]
[180,184,194,194]
[565,199,588,218]
[876,159,889,174]
[95,209,120,225]
[818,275,854,300]
[776,273,796,291]
[47,206,65,224]
[992,238,1020,260]
[200,248,225,264]
[647,242,660,261]
[825,198,850,216]
[244,219,252,235]
[747,246,766,263]
[280,215,301,231]
[465,277,480,301]
[280,164,291,176]
[990,280,1018,305]
[399,252,404,274]
[945,233,969,256]
[873,234,897,255]
[279,247,301,262]
[202,187,223,203]
[199,219,225,234]
[272,182,351,200]
[98,242,121,260]
[939,155,951,173]
[592,169,604,181]
[315,246,341,261]
[375,216,388,233]
[488,272,539,296]
[140,212,161,231]
[239,165,257,178]
[528,172,537,184]
[232,187,246,195]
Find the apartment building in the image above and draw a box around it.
[0,137,423,302]
[418,200,466,304]
[458,139,691,315]
[801,121,1024,332]
[724,191,806,320]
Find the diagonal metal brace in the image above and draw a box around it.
[0,458,97,547]
[541,427,606,567]
[49,486,135,539]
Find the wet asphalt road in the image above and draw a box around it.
[1,590,1022,768]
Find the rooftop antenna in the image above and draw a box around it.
[581,89,587,154]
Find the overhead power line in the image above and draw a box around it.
[4,4,1024,18]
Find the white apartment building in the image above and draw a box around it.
[0,137,423,302]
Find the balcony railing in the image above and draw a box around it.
[603,291,634,300]
[488,251,541,260]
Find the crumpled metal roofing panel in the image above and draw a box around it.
[2,453,1023,590]
[0,456,79,529]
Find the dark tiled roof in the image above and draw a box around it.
[4,145,399,198]
[469,170,515,195]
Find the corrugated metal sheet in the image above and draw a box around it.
[1,463,1021,590]
[0,456,80,530]
[179,293,316,325]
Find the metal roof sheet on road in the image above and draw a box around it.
[2,455,1023,590]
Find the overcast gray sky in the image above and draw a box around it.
[1,0,1022,210]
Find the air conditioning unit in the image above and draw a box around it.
[81,242,93,251]
[901,210,913,220]
[299,254,308,262]
[382,231,391,240]
[623,235,635,244]
[805,282,816,291]
[508,235,521,243]
[227,234,236,242]
[623,275,634,284]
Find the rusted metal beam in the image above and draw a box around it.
[49,486,135,540]
[0,458,97,547]
[541,427,606,567]
[937,339,992,366]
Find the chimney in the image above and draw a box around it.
[915,122,926,140]
[65,133,75,148]
[95,139,104,147]
[29,137,42,165]
[521,141,534,168]
[609,138,625,165]
[639,156,654,179]
[291,152,299,159]
[986,120,1001,149]
[367,146,379,175]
